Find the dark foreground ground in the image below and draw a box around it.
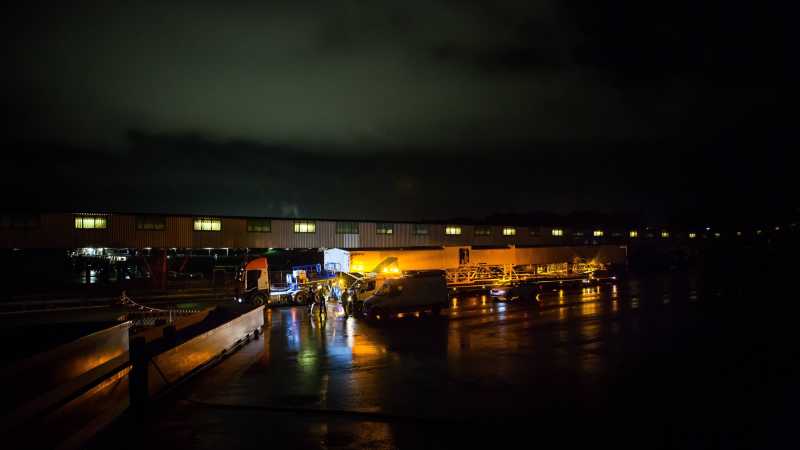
[87,265,799,450]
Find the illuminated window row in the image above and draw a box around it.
[294,220,316,233]
[194,217,221,231]
[73,216,744,239]
[75,215,108,229]
[445,225,462,235]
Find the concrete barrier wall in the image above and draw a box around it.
[134,308,213,343]
[0,321,131,422]
[3,308,264,449]
[147,306,264,395]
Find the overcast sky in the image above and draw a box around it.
[1,1,793,223]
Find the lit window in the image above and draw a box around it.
[336,222,358,234]
[502,227,516,236]
[689,232,697,239]
[376,223,393,235]
[445,225,462,235]
[247,219,271,233]
[661,231,670,238]
[475,226,492,236]
[552,228,563,236]
[293,220,316,233]
[74,214,108,229]
[136,216,166,231]
[413,224,428,235]
[194,217,221,231]
[714,232,721,238]
[593,230,604,237]
[629,230,638,238]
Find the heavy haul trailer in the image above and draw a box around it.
[323,245,626,274]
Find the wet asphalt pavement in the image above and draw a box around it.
[91,273,799,449]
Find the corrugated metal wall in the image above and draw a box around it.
[1,213,631,249]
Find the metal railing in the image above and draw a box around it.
[445,261,604,287]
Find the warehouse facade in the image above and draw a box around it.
[1,211,664,249]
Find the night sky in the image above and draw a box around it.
[2,2,794,223]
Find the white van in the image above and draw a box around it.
[362,270,449,320]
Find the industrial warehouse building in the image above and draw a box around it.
[0,211,652,250]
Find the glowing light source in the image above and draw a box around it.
[293,220,316,233]
[445,225,462,235]
[689,232,697,239]
[194,217,221,231]
[593,230,604,237]
[502,227,516,236]
[629,230,638,238]
[661,231,670,238]
[552,228,563,237]
[74,214,108,229]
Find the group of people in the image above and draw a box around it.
[306,280,361,318]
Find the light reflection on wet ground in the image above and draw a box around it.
[91,273,798,449]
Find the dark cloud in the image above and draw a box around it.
[1,1,794,221]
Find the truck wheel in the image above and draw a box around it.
[252,294,265,306]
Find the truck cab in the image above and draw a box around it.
[236,257,270,305]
